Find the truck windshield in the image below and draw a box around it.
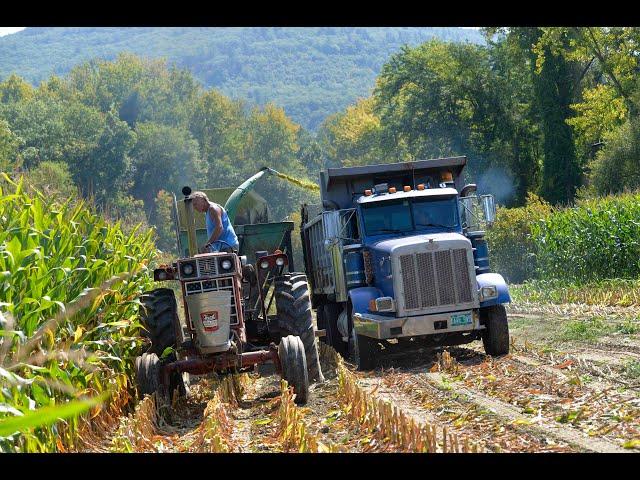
[412,197,459,229]
[362,199,413,235]
[362,196,458,236]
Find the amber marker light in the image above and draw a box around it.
[368,299,378,312]
[403,186,411,192]
[388,187,397,193]
[441,171,453,182]
[364,189,373,196]
[417,184,425,190]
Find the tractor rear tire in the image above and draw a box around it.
[140,288,179,356]
[275,273,324,383]
[481,305,510,356]
[278,335,309,405]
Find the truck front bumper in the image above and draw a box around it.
[352,309,482,340]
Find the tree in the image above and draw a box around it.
[0,119,22,172]
[130,122,203,219]
[494,27,581,204]
[320,97,383,167]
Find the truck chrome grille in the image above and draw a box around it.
[197,257,218,276]
[400,255,419,309]
[399,248,474,311]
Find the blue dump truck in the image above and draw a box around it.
[300,156,511,369]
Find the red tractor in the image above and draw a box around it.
[135,180,323,406]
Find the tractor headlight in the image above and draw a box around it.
[260,260,270,270]
[181,262,196,277]
[221,259,232,270]
[275,256,285,267]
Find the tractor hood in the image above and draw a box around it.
[369,232,472,256]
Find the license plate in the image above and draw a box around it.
[450,313,472,327]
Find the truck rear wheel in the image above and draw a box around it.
[275,273,324,383]
[140,288,179,356]
[481,305,510,356]
[278,335,309,405]
[323,303,347,357]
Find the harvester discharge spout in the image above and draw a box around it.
[224,167,319,224]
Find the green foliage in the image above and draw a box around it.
[561,317,610,341]
[0,119,22,171]
[154,190,177,254]
[0,174,156,451]
[23,161,78,202]
[590,116,640,195]
[486,193,552,283]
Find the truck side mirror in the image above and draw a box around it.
[480,195,496,225]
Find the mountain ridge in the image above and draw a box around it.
[0,27,484,129]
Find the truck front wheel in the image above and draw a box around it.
[348,328,376,371]
[481,305,510,356]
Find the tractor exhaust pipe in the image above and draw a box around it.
[181,186,198,257]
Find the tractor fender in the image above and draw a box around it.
[476,272,511,307]
[347,287,384,315]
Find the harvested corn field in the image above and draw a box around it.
[76,306,640,454]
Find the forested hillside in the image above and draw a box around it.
[0,27,484,130]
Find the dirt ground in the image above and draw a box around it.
[99,304,640,453]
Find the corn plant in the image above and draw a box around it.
[0,173,156,452]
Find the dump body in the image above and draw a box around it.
[300,157,510,350]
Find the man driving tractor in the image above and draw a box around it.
[191,191,240,253]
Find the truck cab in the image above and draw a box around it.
[300,157,511,369]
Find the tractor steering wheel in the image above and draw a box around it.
[208,239,235,252]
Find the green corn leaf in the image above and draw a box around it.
[0,392,110,437]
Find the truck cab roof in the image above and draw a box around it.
[357,187,458,205]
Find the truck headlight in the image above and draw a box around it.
[480,285,498,301]
[221,259,232,270]
[275,256,286,266]
[260,260,270,270]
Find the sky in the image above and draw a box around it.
[0,27,25,36]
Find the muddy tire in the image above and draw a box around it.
[348,328,376,371]
[481,305,510,356]
[140,288,179,356]
[278,335,309,405]
[275,273,324,383]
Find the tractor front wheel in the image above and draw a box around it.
[278,335,309,405]
[135,353,162,397]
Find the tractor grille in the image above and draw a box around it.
[399,248,474,311]
[184,277,238,325]
[197,257,218,276]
